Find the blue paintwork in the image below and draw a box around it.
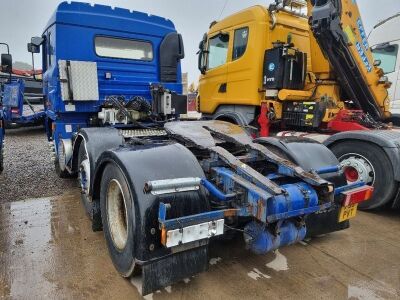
[158,202,229,231]
[41,1,183,151]
[315,165,340,174]
[3,80,24,109]
[335,181,366,195]
[271,182,318,212]
[1,79,45,125]
[157,160,362,254]
[200,178,236,202]
[244,221,307,255]
[158,167,330,239]
[210,167,324,223]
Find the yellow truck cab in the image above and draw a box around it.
[197,1,400,211]
[198,5,315,126]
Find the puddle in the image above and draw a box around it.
[209,257,222,265]
[247,268,271,280]
[348,280,398,300]
[266,250,289,272]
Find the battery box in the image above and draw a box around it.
[263,46,307,90]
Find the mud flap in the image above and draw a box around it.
[142,246,208,295]
[305,205,349,237]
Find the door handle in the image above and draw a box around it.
[218,83,227,93]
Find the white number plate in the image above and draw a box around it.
[165,219,224,248]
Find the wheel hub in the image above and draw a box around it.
[107,179,128,251]
[339,154,375,185]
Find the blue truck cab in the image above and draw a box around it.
[25,1,372,295]
[33,2,185,166]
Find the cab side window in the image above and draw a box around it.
[232,27,249,61]
[207,33,229,70]
[372,44,399,74]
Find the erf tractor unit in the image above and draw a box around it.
[197,0,400,210]
[8,1,372,295]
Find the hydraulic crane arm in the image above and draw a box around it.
[308,0,391,120]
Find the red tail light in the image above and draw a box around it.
[11,108,19,114]
[342,185,374,206]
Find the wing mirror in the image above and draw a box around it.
[27,43,40,54]
[27,36,44,53]
[198,33,208,75]
[373,59,381,67]
[1,53,12,73]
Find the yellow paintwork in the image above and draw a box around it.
[199,1,392,124]
[199,6,269,113]
[278,90,313,101]
[333,0,390,117]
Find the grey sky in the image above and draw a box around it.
[1,0,399,84]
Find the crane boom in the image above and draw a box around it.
[308,0,391,120]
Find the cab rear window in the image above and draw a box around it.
[95,36,153,61]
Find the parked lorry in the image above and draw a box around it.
[197,0,400,210]
[18,2,372,294]
[369,13,400,116]
[0,43,45,174]
[0,43,44,128]
[0,78,45,128]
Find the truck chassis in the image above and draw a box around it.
[64,120,368,295]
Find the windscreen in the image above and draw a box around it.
[207,34,229,70]
[372,44,398,74]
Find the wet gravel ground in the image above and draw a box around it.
[0,126,76,203]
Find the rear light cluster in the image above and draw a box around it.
[341,185,374,206]
[11,108,19,114]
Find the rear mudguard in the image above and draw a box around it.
[92,143,210,292]
[72,127,124,191]
[255,136,349,235]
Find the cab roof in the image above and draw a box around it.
[369,13,400,46]
[209,5,268,34]
[44,1,176,37]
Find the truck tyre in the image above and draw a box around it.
[330,141,397,210]
[100,163,140,277]
[54,157,71,178]
[78,142,92,217]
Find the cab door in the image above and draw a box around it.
[199,33,230,114]
[226,25,259,106]
[372,42,400,113]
